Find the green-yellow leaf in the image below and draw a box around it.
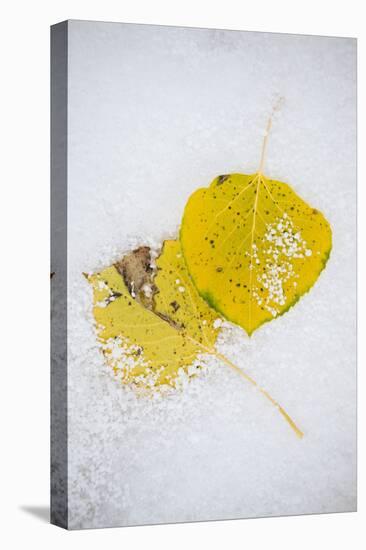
[180,172,332,335]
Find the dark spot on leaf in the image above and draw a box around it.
[216,175,229,185]
[170,300,180,313]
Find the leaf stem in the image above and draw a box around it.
[258,97,284,176]
[215,352,304,439]
[188,337,303,439]
[215,349,304,438]
[258,117,272,175]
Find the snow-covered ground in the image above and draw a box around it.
[66,21,356,528]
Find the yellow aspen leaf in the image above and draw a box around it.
[87,265,204,388]
[180,121,332,335]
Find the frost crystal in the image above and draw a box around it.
[252,215,312,317]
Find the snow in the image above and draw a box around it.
[66,20,356,529]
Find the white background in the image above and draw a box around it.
[0,0,363,548]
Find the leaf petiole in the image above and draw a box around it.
[188,336,304,439]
